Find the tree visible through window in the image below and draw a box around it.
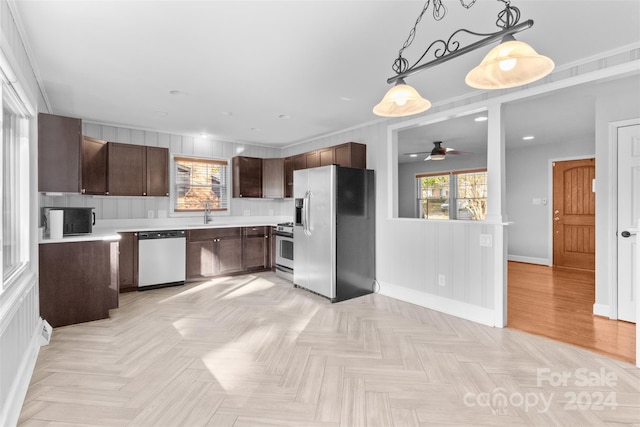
[174,157,228,211]
[416,169,487,220]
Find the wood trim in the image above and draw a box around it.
[416,168,487,178]
[174,156,228,165]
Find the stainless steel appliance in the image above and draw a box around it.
[293,165,375,302]
[41,207,95,236]
[275,222,294,281]
[138,230,186,289]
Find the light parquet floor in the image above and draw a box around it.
[18,272,640,426]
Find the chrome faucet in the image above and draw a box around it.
[204,202,212,224]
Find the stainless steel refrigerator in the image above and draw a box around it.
[293,165,375,302]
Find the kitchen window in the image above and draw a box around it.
[2,80,31,289]
[416,169,487,220]
[174,156,229,211]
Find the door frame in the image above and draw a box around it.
[607,118,640,320]
[547,155,596,269]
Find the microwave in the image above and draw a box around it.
[41,207,95,236]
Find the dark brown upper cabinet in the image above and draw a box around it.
[232,156,263,198]
[145,146,169,197]
[284,157,294,198]
[262,158,284,199]
[81,136,107,195]
[107,143,169,196]
[38,113,82,193]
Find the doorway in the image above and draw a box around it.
[552,158,595,270]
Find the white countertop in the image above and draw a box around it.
[39,215,292,244]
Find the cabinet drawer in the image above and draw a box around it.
[188,227,241,241]
[244,226,269,237]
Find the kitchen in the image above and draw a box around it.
[2,1,640,426]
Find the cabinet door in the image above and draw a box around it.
[146,146,169,196]
[38,113,82,193]
[232,156,262,198]
[262,158,284,199]
[81,136,107,195]
[216,237,243,275]
[39,241,114,328]
[293,154,306,170]
[108,142,146,196]
[305,150,320,169]
[284,157,294,198]
[334,142,367,168]
[319,147,334,166]
[187,240,216,279]
[243,227,269,271]
[118,232,138,292]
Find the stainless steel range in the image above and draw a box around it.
[275,222,294,281]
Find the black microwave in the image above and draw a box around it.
[41,207,95,236]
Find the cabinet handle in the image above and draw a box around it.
[81,189,85,194]
[143,192,147,196]
[106,192,109,195]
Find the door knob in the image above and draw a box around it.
[621,231,632,238]
[554,210,559,214]
[554,217,560,221]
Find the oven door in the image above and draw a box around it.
[275,233,294,280]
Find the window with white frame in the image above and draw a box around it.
[2,81,31,289]
[174,156,229,211]
[416,169,487,220]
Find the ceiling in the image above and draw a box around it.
[12,1,640,148]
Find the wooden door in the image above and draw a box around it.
[81,136,107,195]
[232,156,262,198]
[284,157,294,198]
[319,147,334,166]
[262,158,284,199]
[118,232,138,292]
[243,227,269,270]
[553,158,595,270]
[216,237,243,275]
[107,142,146,196]
[146,146,169,196]
[38,113,82,193]
[305,150,320,169]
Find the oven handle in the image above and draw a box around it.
[275,232,293,238]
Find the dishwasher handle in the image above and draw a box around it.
[138,230,186,240]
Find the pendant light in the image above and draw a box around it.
[465,34,554,89]
[372,78,431,117]
[374,0,554,118]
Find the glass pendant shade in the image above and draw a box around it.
[465,36,554,89]
[373,79,432,117]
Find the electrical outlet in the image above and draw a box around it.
[479,234,493,247]
[147,210,154,219]
[438,274,446,287]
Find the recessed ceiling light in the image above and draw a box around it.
[278,114,291,119]
[339,97,352,102]
[220,111,233,117]
[523,135,535,140]
[409,154,418,158]
[169,90,185,96]
[474,116,488,122]
[251,127,261,131]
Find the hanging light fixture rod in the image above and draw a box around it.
[386,19,533,85]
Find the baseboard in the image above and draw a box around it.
[377,281,496,327]
[593,303,610,318]
[508,255,551,266]
[2,319,43,427]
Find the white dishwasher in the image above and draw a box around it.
[138,230,186,289]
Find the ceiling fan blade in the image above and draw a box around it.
[424,155,432,161]
[447,150,472,155]
[403,151,430,155]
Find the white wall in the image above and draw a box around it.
[0,1,48,425]
[594,76,640,314]
[506,137,595,265]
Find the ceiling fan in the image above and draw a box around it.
[405,141,472,161]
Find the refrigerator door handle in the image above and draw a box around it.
[302,191,311,236]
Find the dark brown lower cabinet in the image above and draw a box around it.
[243,226,270,271]
[118,232,138,292]
[186,226,271,281]
[186,228,243,280]
[39,240,119,328]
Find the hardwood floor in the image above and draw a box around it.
[507,261,636,364]
[19,272,640,426]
